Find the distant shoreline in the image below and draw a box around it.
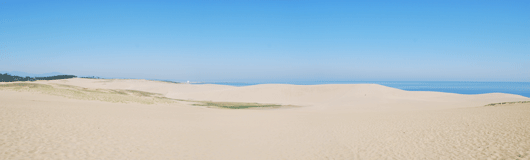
[2,74,528,98]
[194,81,530,98]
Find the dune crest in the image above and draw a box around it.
[35,78,529,111]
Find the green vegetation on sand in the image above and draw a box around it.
[0,82,176,104]
[192,101,282,109]
[0,82,291,109]
[485,101,530,106]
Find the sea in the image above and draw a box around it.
[196,81,530,98]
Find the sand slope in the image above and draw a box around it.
[37,78,529,111]
[2,78,530,159]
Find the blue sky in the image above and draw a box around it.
[1,0,529,82]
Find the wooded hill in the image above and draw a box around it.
[0,73,77,82]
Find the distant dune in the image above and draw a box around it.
[1,78,530,159]
[35,78,529,111]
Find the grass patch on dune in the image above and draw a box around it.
[0,82,292,109]
[0,82,176,104]
[0,83,52,89]
[125,90,159,97]
[485,101,530,106]
[191,101,282,109]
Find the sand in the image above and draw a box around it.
[1,78,530,159]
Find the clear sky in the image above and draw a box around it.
[1,0,529,82]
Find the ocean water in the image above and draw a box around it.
[200,81,530,98]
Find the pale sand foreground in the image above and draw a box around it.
[1,78,530,159]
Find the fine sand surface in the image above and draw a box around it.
[2,78,530,159]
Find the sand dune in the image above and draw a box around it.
[2,78,530,159]
[37,78,529,111]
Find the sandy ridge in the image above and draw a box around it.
[2,78,530,159]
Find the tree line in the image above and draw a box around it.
[0,73,77,82]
